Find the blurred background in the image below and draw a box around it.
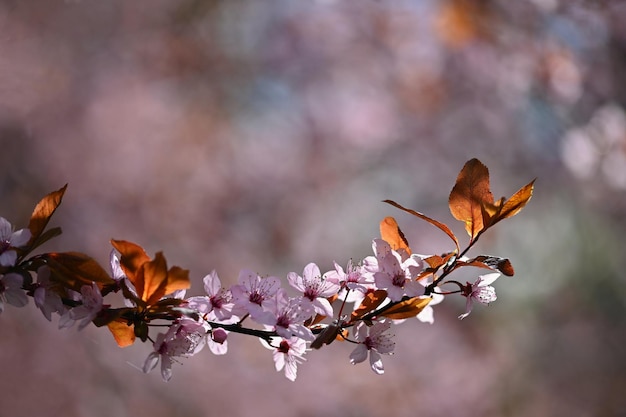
[1,0,625,416]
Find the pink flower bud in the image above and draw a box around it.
[211,328,228,344]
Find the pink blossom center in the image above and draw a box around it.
[249,292,264,305]
[211,295,224,309]
[346,269,361,283]
[303,287,318,301]
[276,314,291,329]
[392,273,405,287]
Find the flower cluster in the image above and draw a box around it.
[0,159,534,381]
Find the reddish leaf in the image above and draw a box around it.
[107,320,136,347]
[351,290,388,322]
[381,296,431,320]
[28,184,68,246]
[43,252,115,293]
[380,216,411,254]
[384,200,460,253]
[448,159,494,241]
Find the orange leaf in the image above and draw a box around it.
[164,265,191,296]
[351,290,388,322]
[417,252,457,280]
[110,240,190,306]
[380,217,411,254]
[384,200,459,253]
[493,179,535,225]
[110,239,151,284]
[449,158,494,240]
[139,252,169,306]
[424,255,445,269]
[43,252,116,292]
[381,296,431,320]
[107,320,136,347]
[28,184,68,246]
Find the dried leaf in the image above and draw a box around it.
[449,159,494,240]
[311,323,342,349]
[384,200,459,253]
[381,296,431,320]
[466,255,515,276]
[380,216,411,254]
[28,184,68,246]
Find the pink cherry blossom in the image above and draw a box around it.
[186,270,236,323]
[349,320,395,375]
[373,250,423,302]
[0,273,28,313]
[324,259,371,291]
[265,288,314,341]
[201,270,235,320]
[0,217,31,267]
[458,272,500,320]
[288,262,339,317]
[68,282,104,330]
[231,269,281,323]
[143,319,206,381]
[33,266,67,321]
[261,336,307,381]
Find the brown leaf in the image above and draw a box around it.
[468,255,515,276]
[43,252,116,293]
[351,290,388,322]
[381,296,431,320]
[380,216,411,254]
[28,184,68,246]
[449,159,494,240]
[311,323,341,349]
[384,200,459,253]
